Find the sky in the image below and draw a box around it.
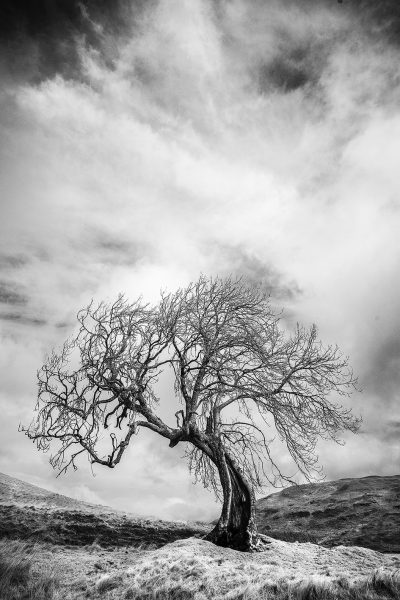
[0,0,399,523]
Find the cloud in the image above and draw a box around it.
[0,281,27,305]
[0,279,47,327]
[207,243,301,302]
[353,0,400,46]
[317,431,400,483]
[382,421,400,444]
[1,0,400,519]
[0,254,29,269]
[0,0,147,83]
[0,314,47,327]
[364,337,400,401]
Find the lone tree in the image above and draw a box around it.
[22,276,359,551]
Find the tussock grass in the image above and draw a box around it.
[115,569,400,600]
[367,568,400,598]
[0,540,58,600]
[96,573,124,593]
[1,537,399,600]
[113,540,400,600]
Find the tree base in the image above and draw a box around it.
[204,527,272,552]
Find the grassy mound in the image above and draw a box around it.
[1,537,399,600]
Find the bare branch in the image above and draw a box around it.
[22,275,359,498]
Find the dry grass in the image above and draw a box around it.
[0,540,58,600]
[100,567,400,599]
[112,539,400,600]
[1,537,399,600]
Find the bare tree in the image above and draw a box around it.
[22,276,359,551]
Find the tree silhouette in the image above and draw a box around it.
[22,275,359,551]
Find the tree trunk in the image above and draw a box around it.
[204,449,259,551]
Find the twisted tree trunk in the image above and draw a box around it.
[204,449,259,551]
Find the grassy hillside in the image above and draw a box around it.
[256,475,400,552]
[0,472,208,547]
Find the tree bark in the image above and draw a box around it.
[204,449,259,551]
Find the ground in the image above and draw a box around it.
[2,537,400,599]
[1,472,400,599]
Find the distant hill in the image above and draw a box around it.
[0,472,208,547]
[256,474,400,553]
[2,472,400,553]
[0,471,104,511]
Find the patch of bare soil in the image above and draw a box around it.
[257,474,400,552]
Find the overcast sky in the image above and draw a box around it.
[0,0,399,522]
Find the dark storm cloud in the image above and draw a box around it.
[0,281,27,305]
[255,0,400,95]
[0,1,80,39]
[2,0,398,88]
[256,30,329,95]
[0,0,148,82]
[0,0,82,82]
[303,0,400,45]
[259,54,314,93]
[290,0,400,27]
[0,0,134,40]
[351,0,400,45]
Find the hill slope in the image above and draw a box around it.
[0,472,208,547]
[0,471,105,511]
[257,474,400,553]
